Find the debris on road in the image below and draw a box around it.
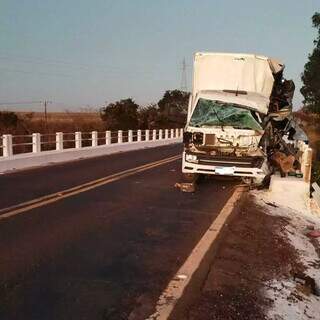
[174,182,196,193]
[270,151,296,176]
[307,229,320,238]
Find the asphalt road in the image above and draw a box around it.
[0,144,236,320]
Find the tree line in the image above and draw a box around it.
[0,89,189,133]
[100,89,189,130]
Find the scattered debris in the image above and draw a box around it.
[176,274,188,280]
[307,230,320,238]
[174,182,195,193]
[270,151,296,176]
[265,201,279,208]
[293,272,320,297]
[253,191,320,319]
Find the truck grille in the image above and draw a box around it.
[187,153,264,168]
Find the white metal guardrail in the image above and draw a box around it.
[0,128,183,173]
[0,128,183,158]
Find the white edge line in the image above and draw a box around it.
[146,186,244,320]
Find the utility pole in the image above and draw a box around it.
[43,100,52,132]
[180,58,188,92]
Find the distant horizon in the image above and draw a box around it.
[1,0,319,111]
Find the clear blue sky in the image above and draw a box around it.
[0,0,319,111]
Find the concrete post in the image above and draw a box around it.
[118,130,123,144]
[56,132,63,151]
[145,130,149,141]
[105,131,111,145]
[32,133,41,153]
[153,130,157,141]
[75,132,82,149]
[170,129,174,139]
[175,128,179,138]
[303,148,313,183]
[180,128,183,137]
[165,129,169,140]
[128,130,133,143]
[91,131,98,147]
[159,129,163,140]
[137,130,142,142]
[2,134,13,157]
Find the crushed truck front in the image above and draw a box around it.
[183,52,285,183]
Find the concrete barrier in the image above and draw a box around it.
[0,138,182,173]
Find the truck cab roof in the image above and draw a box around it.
[191,52,284,114]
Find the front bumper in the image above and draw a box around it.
[182,151,266,178]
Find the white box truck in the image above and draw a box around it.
[182,52,297,184]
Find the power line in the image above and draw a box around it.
[0,52,162,75]
[0,101,43,106]
[0,67,72,78]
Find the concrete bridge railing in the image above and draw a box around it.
[0,128,183,173]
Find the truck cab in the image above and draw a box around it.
[182,52,287,183]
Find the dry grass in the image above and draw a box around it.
[0,111,106,156]
[2,111,105,136]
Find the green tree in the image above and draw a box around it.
[100,98,139,130]
[138,104,159,129]
[301,12,320,112]
[0,111,18,129]
[157,90,189,126]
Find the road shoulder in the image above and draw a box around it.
[181,191,320,320]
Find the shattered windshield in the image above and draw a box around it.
[189,98,263,130]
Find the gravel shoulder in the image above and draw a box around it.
[180,191,320,320]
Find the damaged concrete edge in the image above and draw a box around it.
[147,185,247,320]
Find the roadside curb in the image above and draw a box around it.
[147,185,247,320]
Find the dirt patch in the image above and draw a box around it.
[180,194,304,320]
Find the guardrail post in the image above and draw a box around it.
[2,134,13,157]
[303,148,313,183]
[153,129,156,141]
[170,129,174,139]
[105,131,111,145]
[128,130,133,143]
[32,133,41,153]
[175,128,179,138]
[159,129,163,140]
[56,132,63,151]
[145,130,149,141]
[165,129,169,140]
[137,130,142,142]
[92,131,98,147]
[75,132,82,149]
[180,128,183,137]
[118,130,123,144]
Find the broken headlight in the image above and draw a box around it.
[185,153,198,163]
[183,131,192,146]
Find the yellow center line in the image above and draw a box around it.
[0,155,181,220]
